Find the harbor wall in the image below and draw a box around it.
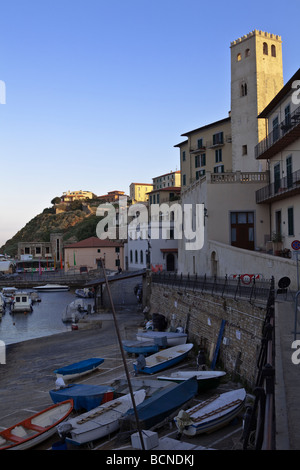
[149,282,267,388]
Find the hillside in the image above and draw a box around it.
[1,205,103,257]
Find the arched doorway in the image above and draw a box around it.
[166,253,175,271]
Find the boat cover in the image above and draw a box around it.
[49,384,114,411]
[124,377,198,429]
[54,358,104,376]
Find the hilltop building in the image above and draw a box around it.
[61,190,96,202]
[129,183,153,203]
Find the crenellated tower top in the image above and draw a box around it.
[230,30,282,47]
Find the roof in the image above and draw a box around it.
[64,237,124,249]
[174,140,188,148]
[258,68,300,118]
[147,186,181,194]
[181,117,231,137]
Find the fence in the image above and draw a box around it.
[151,272,272,304]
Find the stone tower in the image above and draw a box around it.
[230,30,284,172]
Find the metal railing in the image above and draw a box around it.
[256,168,300,203]
[241,277,276,449]
[151,272,272,303]
[255,104,300,159]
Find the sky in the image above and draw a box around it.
[0,0,298,248]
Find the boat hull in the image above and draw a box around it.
[33,284,70,292]
[54,358,104,381]
[0,400,74,450]
[61,390,146,446]
[136,330,187,346]
[133,344,193,375]
[157,371,226,391]
[122,340,159,356]
[174,388,246,436]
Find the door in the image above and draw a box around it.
[166,253,175,271]
[274,163,281,194]
[286,155,293,188]
[231,212,255,251]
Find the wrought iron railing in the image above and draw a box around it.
[255,104,300,159]
[256,168,300,203]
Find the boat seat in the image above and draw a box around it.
[25,423,46,432]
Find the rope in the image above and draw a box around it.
[191,399,243,423]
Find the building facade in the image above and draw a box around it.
[129,183,153,203]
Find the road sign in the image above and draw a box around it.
[291,240,300,251]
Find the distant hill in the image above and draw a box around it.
[1,204,104,257]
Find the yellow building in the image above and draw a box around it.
[129,183,153,203]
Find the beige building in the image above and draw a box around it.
[129,183,153,203]
[175,118,232,188]
[152,170,181,190]
[61,190,96,202]
[64,236,124,272]
[255,67,300,255]
[177,30,288,279]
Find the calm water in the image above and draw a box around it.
[0,289,94,345]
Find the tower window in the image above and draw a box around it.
[237,53,241,62]
[271,45,276,57]
[245,48,250,57]
[241,82,247,96]
[263,42,268,55]
[242,145,248,155]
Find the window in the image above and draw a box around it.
[237,53,241,61]
[182,151,186,161]
[197,138,203,149]
[241,82,247,96]
[214,165,224,173]
[140,250,143,264]
[286,155,293,188]
[196,169,205,179]
[245,48,250,57]
[242,145,248,155]
[272,116,279,142]
[288,207,294,236]
[215,149,222,163]
[263,42,268,55]
[25,247,30,254]
[35,247,41,255]
[271,45,276,57]
[182,174,186,186]
[285,104,291,127]
[135,250,138,263]
[130,250,133,263]
[213,132,223,146]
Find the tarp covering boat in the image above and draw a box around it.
[49,384,114,411]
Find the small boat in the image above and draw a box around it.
[0,400,74,450]
[49,383,114,411]
[133,343,193,375]
[58,390,146,446]
[2,287,17,304]
[33,284,70,292]
[136,330,188,347]
[174,388,246,436]
[62,299,88,323]
[75,288,93,298]
[10,291,33,313]
[122,340,159,356]
[54,358,104,381]
[0,294,6,312]
[123,377,198,429]
[157,370,226,391]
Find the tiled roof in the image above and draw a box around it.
[64,236,123,249]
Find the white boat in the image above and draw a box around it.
[0,400,74,450]
[2,287,17,303]
[58,390,146,446]
[33,284,70,292]
[157,370,226,391]
[136,330,188,347]
[10,291,33,313]
[174,388,246,436]
[133,343,194,375]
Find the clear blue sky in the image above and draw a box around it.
[0,0,298,247]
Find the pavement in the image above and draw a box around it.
[275,297,300,450]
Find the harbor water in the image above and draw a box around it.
[0,289,94,345]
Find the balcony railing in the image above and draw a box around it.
[256,168,300,203]
[255,104,300,160]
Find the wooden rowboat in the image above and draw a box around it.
[174,388,246,436]
[133,343,193,375]
[58,390,146,446]
[0,400,74,450]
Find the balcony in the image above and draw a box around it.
[255,104,300,160]
[256,168,300,204]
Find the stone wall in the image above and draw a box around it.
[149,282,267,388]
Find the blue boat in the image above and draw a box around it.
[133,343,193,375]
[123,376,198,429]
[54,358,104,381]
[49,384,114,411]
[122,340,159,356]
